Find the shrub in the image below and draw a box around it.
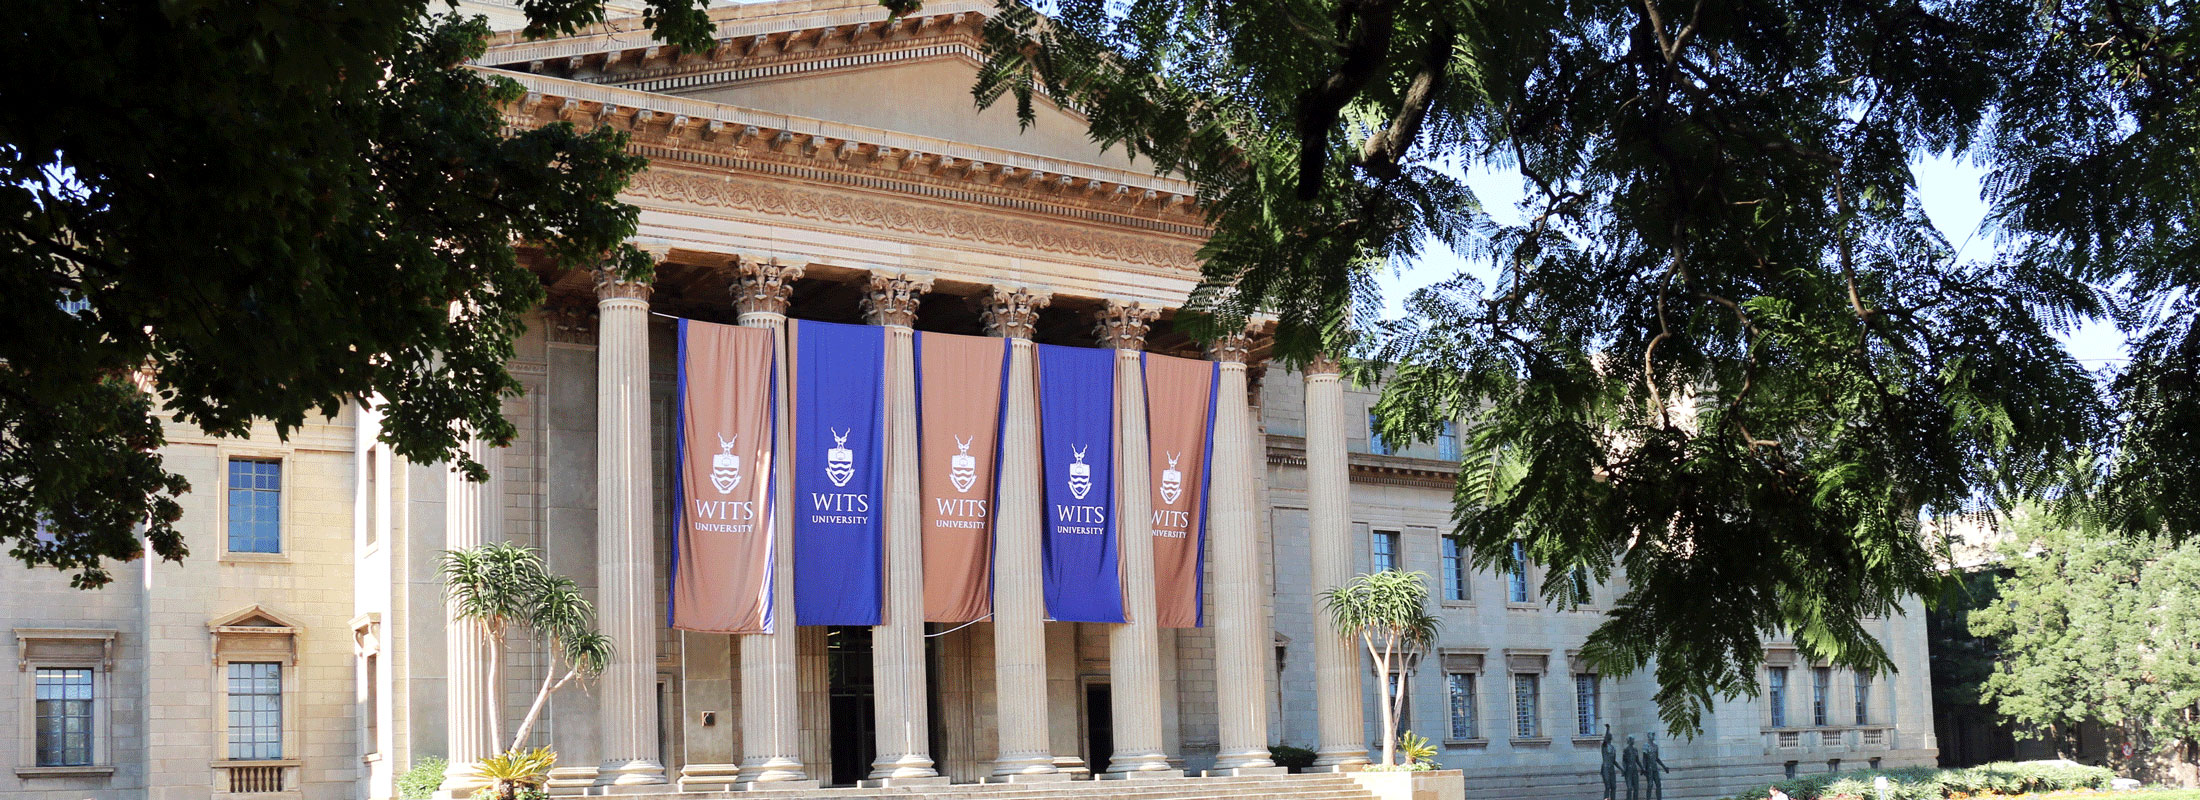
[396,756,448,799]
[1270,744,1318,773]
[1728,760,2115,800]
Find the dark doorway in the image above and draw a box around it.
[826,627,876,786]
[1084,683,1113,774]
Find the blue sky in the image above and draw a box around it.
[1374,157,2132,369]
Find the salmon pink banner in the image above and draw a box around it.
[1144,352,1217,628]
[791,320,886,626]
[1037,343,1124,623]
[917,332,1008,623]
[670,319,778,635]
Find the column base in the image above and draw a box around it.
[736,756,809,785]
[1212,748,1282,774]
[435,760,488,798]
[1306,763,1370,773]
[736,780,821,792]
[1205,766,1289,777]
[1098,768,1187,780]
[1051,755,1091,775]
[1312,746,1371,772]
[859,776,952,788]
[984,771,1074,784]
[545,766,600,796]
[593,758,667,787]
[676,763,740,792]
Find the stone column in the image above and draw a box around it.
[593,269,669,787]
[733,257,815,786]
[437,438,496,797]
[979,288,1066,781]
[1208,329,1283,774]
[1096,302,1182,778]
[1305,355,1370,769]
[861,273,945,786]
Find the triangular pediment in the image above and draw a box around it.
[208,604,303,632]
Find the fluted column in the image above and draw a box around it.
[1305,354,1369,769]
[862,273,945,785]
[733,257,814,786]
[1209,329,1282,774]
[979,288,1065,781]
[593,269,669,786]
[437,438,496,797]
[1097,302,1182,778]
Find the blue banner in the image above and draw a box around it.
[792,320,886,625]
[1037,344,1124,623]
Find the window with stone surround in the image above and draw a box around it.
[1855,673,1872,725]
[1372,530,1400,573]
[1813,667,1832,727]
[1575,673,1601,737]
[1769,667,1790,728]
[1441,538,1469,602]
[1448,672,1478,740]
[207,605,302,789]
[226,457,283,554]
[1368,410,1393,455]
[227,663,283,760]
[14,628,116,778]
[1506,541,1533,603]
[1513,673,1542,739]
[1437,420,1459,461]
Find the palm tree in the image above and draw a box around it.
[441,542,612,753]
[1321,569,1440,767]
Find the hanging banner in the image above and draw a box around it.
[792,320,886,626]
[1145,352,1218,628]
[1037,344,1124,623]
[671,319,778,635]
[917,332,1008,623]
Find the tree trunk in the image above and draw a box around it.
[1377,633,1397,766]
[510,662,561,751]
[486,632,505,754]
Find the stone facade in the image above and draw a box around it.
[0,3,1935,800]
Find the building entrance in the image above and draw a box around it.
[826,626,876,786]
[1084,682,1113,774]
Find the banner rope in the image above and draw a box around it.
[924,615,993,638]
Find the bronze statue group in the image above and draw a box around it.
[1601,725,1672,800]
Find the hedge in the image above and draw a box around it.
[1725,761,2115,800]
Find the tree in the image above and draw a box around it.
[0,0,737,587]
[441,542,612,754]
[956,0,2194,732]
[1321,569,1440,767]
[1969,512,2200,770]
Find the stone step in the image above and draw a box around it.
[911,785,1362,800]
[645,773,1375,800]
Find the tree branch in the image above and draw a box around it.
[1295,0,1401,200]
[1355,21,1457,180]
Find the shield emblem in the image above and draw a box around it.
[1067,444,1093,500]
[711,434,742,494]
[826,428,855,488]
[950,435,978,493]
[1158,451,1183,505]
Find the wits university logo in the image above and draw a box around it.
[711,434,743,494]
[1053,443,1106,534]
[809,426,870,524]
[935,433,986,526]
[692,432,758,531]
[1152,450,1192,537]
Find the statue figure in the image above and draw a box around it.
[1644,732,1672,800]
[1622,735,1643,800]
[1600,726,1619,800]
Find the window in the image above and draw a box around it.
[228,662,283,760]
[1855,674,1872,725]
[1437,421,1459,461]
[1368,411,1392,455]
[1785,761,1800,779]
[1812,667,1831,727]
[1441,538,1469,601]
[1506,542,1532,603]
[1570,566,1592,602]
[1512,673,1541,738]
[1768,667,1789,728]
[34,668,94,767]
[1372,530,1400,573]
[227,459,282,554]
[362,448,378,548]
[1448,673,1478,740]
[1575,674,1601,737]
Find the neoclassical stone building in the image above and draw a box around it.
[0,2,1937,800]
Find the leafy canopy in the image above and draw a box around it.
[962,0,2194,734]
[1321,569,1439,766]
[1970,513,2200,756]
[0,0,728,587]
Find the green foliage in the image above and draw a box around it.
[1269,743,1318,772]
[0,0,746,587]
[442,543,611,751]
[1397,730,1438,769]
[1969,514,2200,756]
[1725,762,2113,800]
[1321,570,1439,766]
[396,756,448,799]
[957,0,2194,736]
[474,747,557,800]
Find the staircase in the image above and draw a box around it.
[630,772,1384,800]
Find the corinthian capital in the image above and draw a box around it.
[1305,351,1345,376]
[731,256,804,316]
[592,268,652,302]
[977,287,1052,339]
[861,272,934,328]
[1093,301,1161,351]
[1206,325,1262,365]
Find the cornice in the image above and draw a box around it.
[479,0,994,69]
[1264,434,1460,489]
[484,69,1206,236]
